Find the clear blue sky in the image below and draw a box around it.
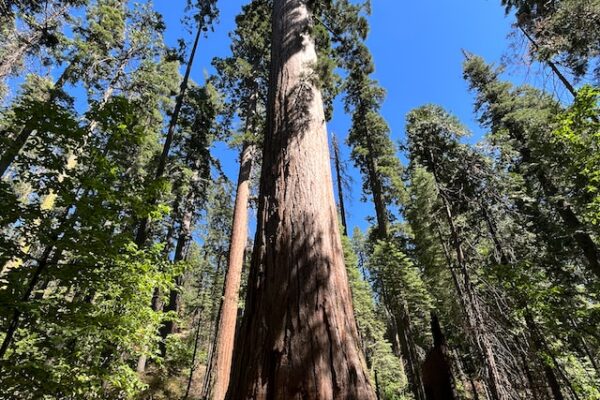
[154,0,553,235]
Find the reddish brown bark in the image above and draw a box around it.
[224,0,375,398]
[212,142,255,400]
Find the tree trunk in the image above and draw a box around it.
[200,256,226,399]
[533,168,600,277]
[422,314,458,400]
[395,302,426,400]
[518,27,577,98]
[331,133,348,236]
[480,200,572,400]
[365,134,388,239]
[212,142,255,400]
[524,313,566,400]
[0,205,74,362]
[426,146,508,399]
[0,5,69,81]
[470,377,481,400]
[157,184,198,357]
[183,311,203,400]
[0,244,54,363]
[520,353,542,400]
[359,84,427,400]
[134,21,202,247]
[224,1,375,398]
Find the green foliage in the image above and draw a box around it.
[405,167,462,326]
[370,239,433,345]
[554,85,600,226]
[342,43,406,225]
[1,1,600,399]
[0,93,176,398]
[342,234,408,400]
[211,0,270,148]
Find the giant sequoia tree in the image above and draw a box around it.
[225,0,375,398]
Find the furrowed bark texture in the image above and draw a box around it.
[212,142,254,400]
[225,1,375,398]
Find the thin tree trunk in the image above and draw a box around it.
[364,133,388,239]
[0,70,132,367]
[480,200,575,400]
[374,371,381,400]
[395,302,426,400]
[360,93,426,400]
[524,312,572,400]
[520,352,542,400]
[212,142,255,400]
[504,119,600,277]
[578,334,600,375]
[0,243,54,362]
[535,170,600,277]
[463,50,599,275]
[183,251,212,399]
[157,184,198,357]
[0,107,127,359]
[183,311,203,400]
[0,6,70,81]
[136,286,164,373]
[133,27,203,372]
[331,133,348,236]
[134,20,202,247]
[452,349,468,394]
[0,205,74,362]
[224,0,375,397]
[200,256,226,399]
[470,377,480,400]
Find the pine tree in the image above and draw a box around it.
[463,55,600,278]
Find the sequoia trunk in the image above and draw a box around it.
[212,142,255,400]
[224,0,375,398]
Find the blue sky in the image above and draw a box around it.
[154,0,554,234]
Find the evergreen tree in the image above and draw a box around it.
[464,55,600,278]
[406,105,514,400]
